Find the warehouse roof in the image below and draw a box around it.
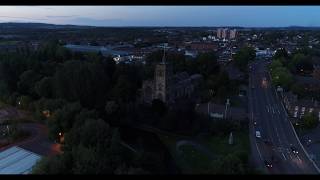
[0,146,41,174]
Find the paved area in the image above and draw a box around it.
[300,125,320,168]
[0,123,61,156]
[248,59,319,174]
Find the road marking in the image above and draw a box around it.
[255,140,263,161]
[267,106,270,113]
[297,155,302,162]
[282,152,287,160]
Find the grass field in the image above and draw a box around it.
[158,129,250,174]
[202,131,250,156]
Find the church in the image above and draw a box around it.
[140,49,203,105]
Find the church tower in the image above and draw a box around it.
[154,45,172,103]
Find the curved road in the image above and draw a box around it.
[0,123,60,156]
[248,59,319,174]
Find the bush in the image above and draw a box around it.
[303,112,318,129]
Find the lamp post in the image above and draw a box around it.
[225,98,230,120]
[208,89,214,117]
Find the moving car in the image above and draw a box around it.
[290,146,298,154]
[264,159,273,168]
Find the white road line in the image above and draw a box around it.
[297,155,302,162]
[282,152,287,160]
[255,141,263,161]
[267,106,270,113]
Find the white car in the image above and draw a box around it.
[256,131,261,138]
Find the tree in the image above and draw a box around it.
[289,53,313,74]
[151,99,167,117]
[196,52,219,78]
[303,112,318,129]
[53,60,110,110]
[211,154,245,174]
[47,102,82,140]
[271,66,293,89]
[233,46,256,72]
[34,117,142,174]
[291,83,305,97]
[35,77,54,98]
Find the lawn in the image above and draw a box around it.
[202,131,250,156]
[177,145,213,174]
[157,129,251,174]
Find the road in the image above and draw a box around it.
[248,59,319,174]
[0,123,61,156]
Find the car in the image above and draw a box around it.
[256,131,261,138]
[290,146,298,154]
[264,160,273,168]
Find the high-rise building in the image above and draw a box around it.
[216,28,223,39]
[230,29,237,39]
[217,28,237,40]
[222,28,229,39]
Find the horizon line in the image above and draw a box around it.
[1,21,320,29]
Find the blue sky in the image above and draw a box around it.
[0,6,319,27]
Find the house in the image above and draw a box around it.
[184,50,198,58]
[294,75,320,92]
[283,91,320,120]
[189,42,218,53]
[0,146,42,174]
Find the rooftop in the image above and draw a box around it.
[0,146,42,174]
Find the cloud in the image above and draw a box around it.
[0,15,47,21]
[66,17,125,26]
[46,15,77,18]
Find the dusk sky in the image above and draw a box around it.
[0,6,319,27]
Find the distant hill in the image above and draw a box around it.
[0,22,319,31]
[0,22,94,30]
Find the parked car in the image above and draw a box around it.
[256,130,261,138]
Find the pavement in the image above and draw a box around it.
[248,59,319,174]
[300,125,320,168]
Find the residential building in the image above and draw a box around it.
[283,91,320,120]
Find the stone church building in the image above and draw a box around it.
[140,51,203,105]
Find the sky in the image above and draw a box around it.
[0,6,319,27]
